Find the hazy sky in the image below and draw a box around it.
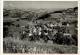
[4,1,78,9]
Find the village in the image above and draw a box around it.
[3,3,78,53]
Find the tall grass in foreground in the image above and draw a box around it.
[3,37,77,54]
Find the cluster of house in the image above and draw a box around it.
[20,21,73,43]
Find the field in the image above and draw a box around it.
[3,37,77,53]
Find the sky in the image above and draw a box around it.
[4,1,78,9]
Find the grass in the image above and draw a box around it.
[3,37,77,54]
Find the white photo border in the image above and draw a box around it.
[1,0,79,55]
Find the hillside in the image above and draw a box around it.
[3,7,78,53]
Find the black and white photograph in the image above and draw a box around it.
[3,1,78,54]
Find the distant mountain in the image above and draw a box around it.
[3,7,78,22]
[36,7,78,21]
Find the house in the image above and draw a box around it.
[63,33,72,38]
